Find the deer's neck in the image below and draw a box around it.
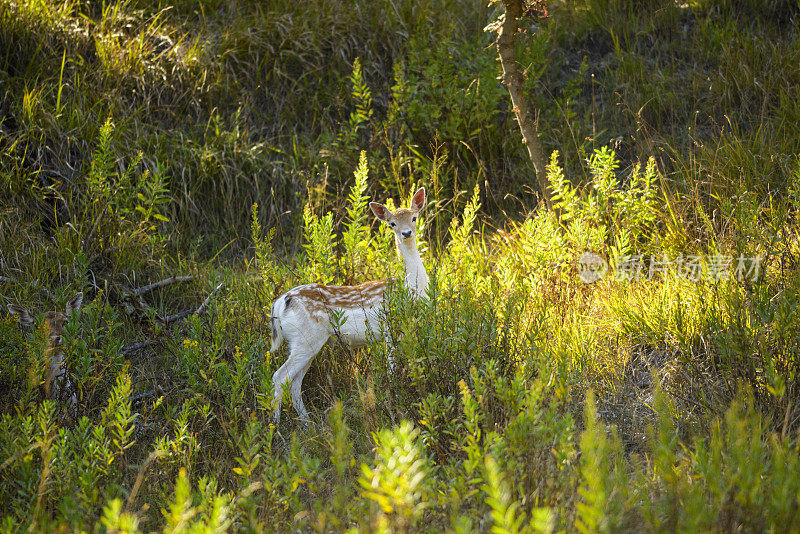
[396,238,429,299]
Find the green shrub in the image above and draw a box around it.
[1,0,799,531]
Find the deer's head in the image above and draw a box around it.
[8,292,83,347]
[369,188,426,244]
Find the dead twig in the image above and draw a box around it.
[128,380,188,404]
[128,275,196,298]
[195,282,225,315]
[158,282,225,324]
[121,339,161,356]
[159,309,194,324]
[124,450,165,513]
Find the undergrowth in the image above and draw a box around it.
[1,0,800,531]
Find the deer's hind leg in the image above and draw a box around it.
[272,325,328,424]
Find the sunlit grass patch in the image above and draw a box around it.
[1,0,800,530]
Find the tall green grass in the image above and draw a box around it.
[2,141,799,529]
[1,0,800,531]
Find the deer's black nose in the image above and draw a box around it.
[402,230,412,239]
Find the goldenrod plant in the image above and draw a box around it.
[1,0,799,530]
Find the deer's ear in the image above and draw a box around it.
[410,188,426,212]
[7,304,34,327]
[370,202,391,222]
[66,292,83,317]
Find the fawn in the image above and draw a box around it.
[8,292,82,409]
[270,188,429,423]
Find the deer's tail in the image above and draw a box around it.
[269,300,284,353]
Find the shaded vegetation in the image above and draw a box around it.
[1,0,800,531]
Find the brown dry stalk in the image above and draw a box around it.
[124,450,165,513]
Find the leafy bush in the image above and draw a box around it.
[1,0,800,531]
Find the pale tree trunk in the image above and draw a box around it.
[497,0,552,208]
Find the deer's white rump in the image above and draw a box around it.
[269,188,429,423]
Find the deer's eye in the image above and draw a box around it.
[412,216,417,222]
[390,222,396,227]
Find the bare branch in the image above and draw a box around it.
[128,388,163,404]
[158,309,194,324]
[127,380,188,405]
[195,282,225,316]
[158,282,225,324]
[121,339,162,356]
[128,275,196,298]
